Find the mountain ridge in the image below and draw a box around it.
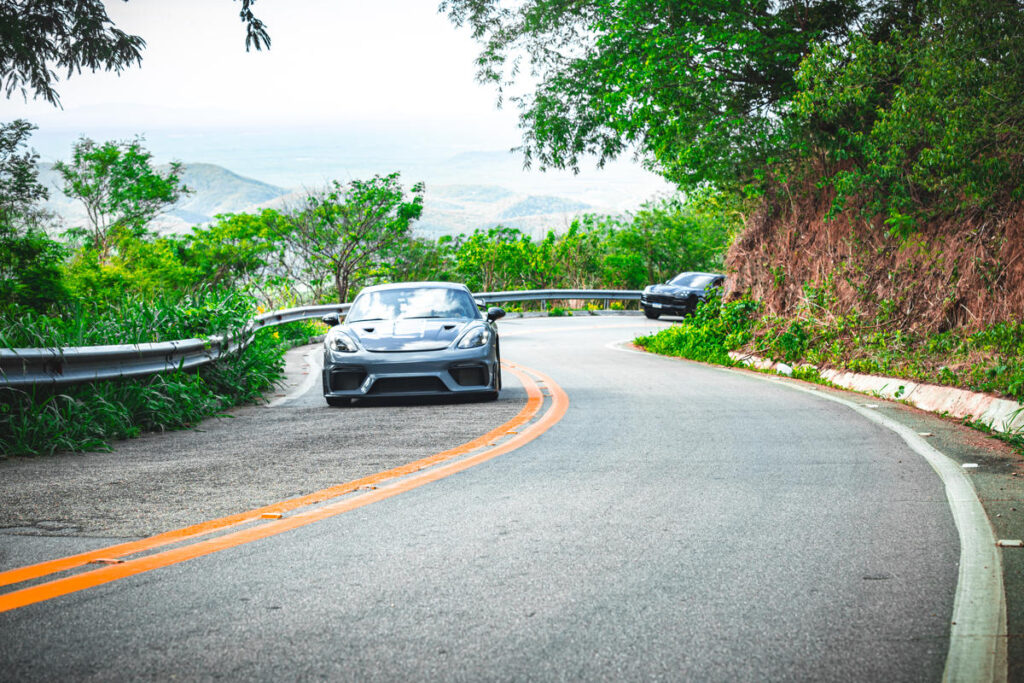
[35,162,613,238]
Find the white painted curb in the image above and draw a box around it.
[622,341,1009,681]
[729,352,1024,435]
[744,373,1008,683]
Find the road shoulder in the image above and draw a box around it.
[0,344,527,567]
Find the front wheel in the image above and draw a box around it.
[643,307,661,319]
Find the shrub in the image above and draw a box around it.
[634,296,760,365]
[0,296,322,456]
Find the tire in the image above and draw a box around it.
[643,307,661,319]
[494,349,503,392]
[325,396,352,407]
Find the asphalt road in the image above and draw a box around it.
[0,316,989,680]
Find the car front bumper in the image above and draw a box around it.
[322,344,499,399]
[641,295,699,316]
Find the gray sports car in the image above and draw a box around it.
[320,282,505,406]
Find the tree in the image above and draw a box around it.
[451,226,539,292]
[0,119,67,311]
[56,136,188,261]
[602,194,738,287]
[386,236,456,284]
[442,0,912,192]
[284,174,424,302]
[0,119,48,223]
[539,217,611,289]
[0,0,269,106]
[789,0,1024,227]
[183,209,294,305]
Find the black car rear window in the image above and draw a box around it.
[347,287,480,322]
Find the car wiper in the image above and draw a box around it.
[349,317,389,323]
[401,315,450,319]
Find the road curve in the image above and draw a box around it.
[0,317,970,680]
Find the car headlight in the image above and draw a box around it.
[456,325,491,349]
[326,329,359,353]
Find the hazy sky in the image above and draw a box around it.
[4,0,521,136]
[2,1,671,203]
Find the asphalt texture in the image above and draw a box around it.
[2,315,1017,680]
[0,345,525,561]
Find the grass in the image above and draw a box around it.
[636,294,1024,404]
[634,296,759,366]
[0,289,258,348]
[964,418,1024,457]
[752,315,1024,403]
[0,293,323,458]
[635,294,1024,454]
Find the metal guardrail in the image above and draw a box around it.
[252,303,351,330]
[476,289,642,304]
[1,303,352,389]
[0,290,639,388]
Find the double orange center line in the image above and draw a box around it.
[0,360,568,614]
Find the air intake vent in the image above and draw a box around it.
[450,366,487,387]
[330,370,367,391]
[368,377,448,394]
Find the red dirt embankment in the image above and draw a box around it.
[725,192,1024,334]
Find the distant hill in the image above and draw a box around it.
[442,151,517,166]
[431,185,515,203]
[172,163,289,220]
[416,185,600,239]
[34,165,605,239]
[36,162,291,235]
[499,196,590,220]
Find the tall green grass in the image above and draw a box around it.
[0,289,256,348]
[635,296,1024,404]
[634,296,759,365]
[0,291,323,457]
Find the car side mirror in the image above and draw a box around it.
[321,313,341,327]
[487,307,506,322]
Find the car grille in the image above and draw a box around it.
[450,366,488,387]
[368,377,449,394]
[644,293,686,305]
[329,370,367,391]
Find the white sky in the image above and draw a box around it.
[2,0,521,135]
[0,1,672,204]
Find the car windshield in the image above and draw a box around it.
[669,273,717,289]
[347,287,480,322]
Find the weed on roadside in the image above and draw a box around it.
[0,321,319,458]
[963,418,1024,457]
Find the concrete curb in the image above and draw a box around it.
[728,352,1024,435]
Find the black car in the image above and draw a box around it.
[641,271,725,319]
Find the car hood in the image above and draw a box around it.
[647,284,703,297]
[343,318,475,352]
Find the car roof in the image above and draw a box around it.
[356,281,473,294]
